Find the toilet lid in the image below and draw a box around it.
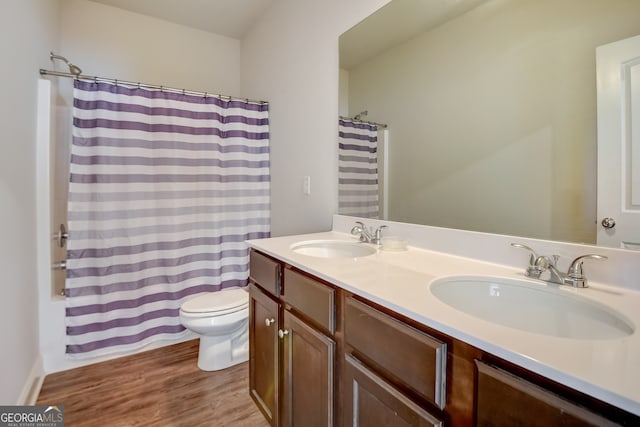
[181,288,248,314]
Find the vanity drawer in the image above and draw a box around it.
[475,361,618,427]
[345,297,447,410]
[249,250,281,297]
[283,267,335,334]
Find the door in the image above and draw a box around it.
[281,310,334,427]
[343,354,443,427]
[249,283,280,427]
[596,34,640,249]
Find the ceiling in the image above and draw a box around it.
[340,0,488,69]
[87,0,275,39]
[87,0,489,66]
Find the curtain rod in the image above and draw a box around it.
[39,69,269,105]
[339,115,387,129]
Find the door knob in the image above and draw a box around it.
[54,224,68,248]
[601,217,616,229]
[52,260,67,270]
[278,329,289,339]
[265,318,275,327]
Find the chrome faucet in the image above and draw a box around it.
[351,221,387,245]
[511,243,607,288]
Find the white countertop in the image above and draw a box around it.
[247,231,640,416]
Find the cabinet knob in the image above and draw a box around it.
[265,318,275,327]
[278,329,289,339]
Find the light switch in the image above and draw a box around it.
[303,176,311,195]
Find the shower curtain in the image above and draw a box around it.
[65,79,270,358]
[338,119,379,218]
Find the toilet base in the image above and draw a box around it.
[196,321,249,371]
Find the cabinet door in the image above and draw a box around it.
[281,310,335,427]
[249,283,280,427]
[344,354,443,427]
[475,361,620,427]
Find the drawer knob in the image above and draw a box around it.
[265,318,275,327]
[278,329,289,339]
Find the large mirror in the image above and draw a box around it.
[339,0,640,246]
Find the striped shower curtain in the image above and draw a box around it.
[338,119,379,218]
[65,79,270,358]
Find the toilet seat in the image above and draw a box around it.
[180,287,248,317]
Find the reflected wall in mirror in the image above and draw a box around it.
[339,0,640,246]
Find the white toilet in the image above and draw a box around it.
[179,287,249,371]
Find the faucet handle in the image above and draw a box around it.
[351,221,365,231]
[511,243,543,278]
[351,221,365,235]
[510,243,537,263]
[371,225,387,245]
[351,221,371,242]
[564,254,608,288]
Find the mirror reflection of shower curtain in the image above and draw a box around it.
[65,79,270,359]
[338,119,379,218]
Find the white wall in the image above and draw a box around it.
[59,0,242,95]
[346,0,640,244]
[0,0,60,404]
[338,68,349,117]
[241,0,391,237]
[38,0,245,374]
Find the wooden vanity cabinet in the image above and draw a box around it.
[248,249,640,427]
[249,250,336,427]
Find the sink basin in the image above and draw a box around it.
[290,240,376,258]
[430,276,634,340]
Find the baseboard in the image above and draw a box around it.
[17,354,45,405]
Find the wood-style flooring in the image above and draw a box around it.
[36,339,269,426]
